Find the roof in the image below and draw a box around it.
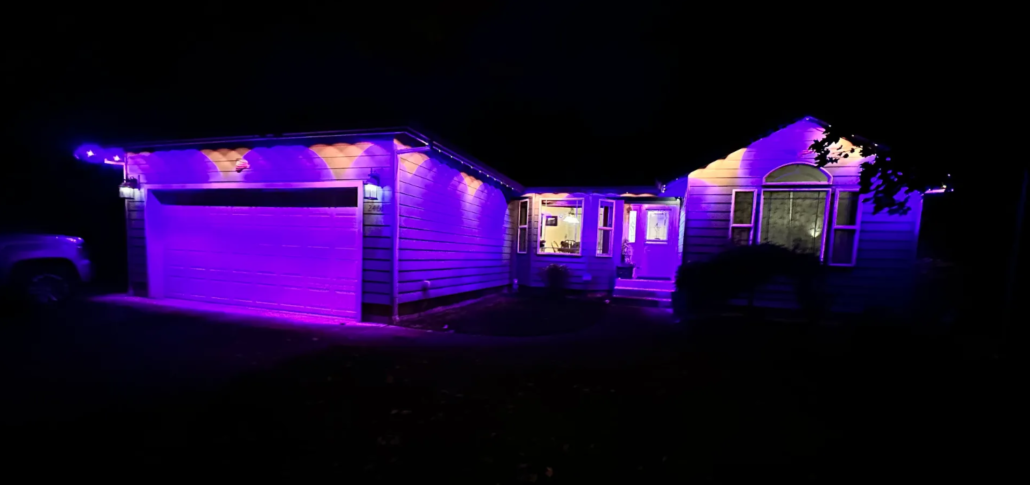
[77,127,523,193]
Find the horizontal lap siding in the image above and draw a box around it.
[126,139,396,306]
[396,153,512,304]
[683,120,922,312]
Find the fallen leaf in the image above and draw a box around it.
[391,409,398,414]
[386,375,394,384]
[545,467,554,477]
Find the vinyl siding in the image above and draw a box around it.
[396,152,513,304]
[680,119,922,312]
[124,139,395,307]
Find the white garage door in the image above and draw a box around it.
[145,185,362,320]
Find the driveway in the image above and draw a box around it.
[0,294,1012,483]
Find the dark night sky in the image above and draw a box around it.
[7,2,977,189]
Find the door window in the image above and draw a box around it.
[645,210,670,242]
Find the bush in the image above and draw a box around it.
[674,244,827,320]
[540,263,571,296]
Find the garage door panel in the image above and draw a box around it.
[151,187,361,319]
[164,265,359,292]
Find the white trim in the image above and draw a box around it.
[755,188,832,261]
[828,189,862,267]
[763,162,833,185]
[728,189,757,245]
[141,180,364,320]
[516,199,529,254]
[536,197,584,257]
[597,198,615,257]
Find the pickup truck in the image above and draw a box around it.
[1,234,92,303]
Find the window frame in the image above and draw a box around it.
[627,209,637,243]
[644,207,673,243]
[827,189,862,267]
[763,162,833,185]
[536,197,585,257]
[728,189,757,246]
[516,199,529,254]
[755,188,832,261]
[596,199,615,257]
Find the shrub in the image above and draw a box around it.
[675,244,827,320]
[540,263,571,296]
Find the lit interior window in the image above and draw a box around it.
[538,199,583,255]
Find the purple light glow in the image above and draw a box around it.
[75,144,126,164]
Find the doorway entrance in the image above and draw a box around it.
[624,202,680,279]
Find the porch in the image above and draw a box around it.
[612,277,675,307]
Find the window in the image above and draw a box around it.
[597,200,615,256]
[729,190,756,246]
[538,199,583,255]
[627,210,637,243]
[759,190,829,257]
[645,209,670,242]
[829,191,861,266]
[764,164,831,184]
[516,199,529,254]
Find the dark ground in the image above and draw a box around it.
[0,294,1013,483]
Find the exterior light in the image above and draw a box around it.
[113,155,120,161]
[86,150,94,157]
[364,170,381,201]
[119,178,139,199]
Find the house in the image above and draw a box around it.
[80,117,923,322]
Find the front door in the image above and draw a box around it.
[626,203,680,279]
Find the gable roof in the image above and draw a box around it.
[663,116,886,192]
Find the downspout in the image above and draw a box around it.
[392,144,431,322]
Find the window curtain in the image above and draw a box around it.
[760,191,827,255]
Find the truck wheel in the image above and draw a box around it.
[16,261,77,304]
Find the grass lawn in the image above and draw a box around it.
[3,298,1012,483]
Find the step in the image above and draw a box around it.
[613,288,673,300]
[614,278,676,291]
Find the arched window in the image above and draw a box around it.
[763,164,831,184]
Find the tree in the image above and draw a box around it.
[809,125,952,215]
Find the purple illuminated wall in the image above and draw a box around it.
[678,118,923,312]
[393,146,513,304]
[124,140,396,309]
